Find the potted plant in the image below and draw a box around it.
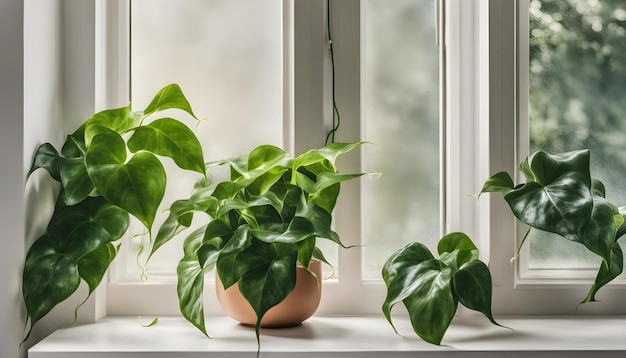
[149,141,366,349]
[479,149,626,303]
[23,84,206,340]
[382,232,501,345]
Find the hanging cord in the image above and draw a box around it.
[325,0,341,145]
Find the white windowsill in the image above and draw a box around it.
[29,315,626,358]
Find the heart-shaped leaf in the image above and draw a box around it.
[59,158,94,205]
[503,150,593,243]
[143,83,198,119]
[28,143,61,181]
[401,261,456,345]
[478,171,514,196]
[176,226,214,337]
[128,118,205,175]
[236,242,298,345]
[85,130,166,230]
[22,197,129,339]
[452,260,498,325]
[84,105,138,148]
[382,234,498,345]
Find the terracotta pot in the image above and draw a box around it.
[215,260,322,328]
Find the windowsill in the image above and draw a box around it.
[29,315,626,357]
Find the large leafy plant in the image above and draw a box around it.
[150,142,365,347]
[480,149,626,303]
[24,84,206,340]
[382,232,500,345]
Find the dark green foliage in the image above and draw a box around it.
[153,142,365,349]
[480,149,626,303]
[24,84,205,338]
[382,232,499,345]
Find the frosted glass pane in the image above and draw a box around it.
[362,0,440,279]
[528,0,626,269]
[122,0,283,280]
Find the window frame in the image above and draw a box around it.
[487,0,626,315]
[101,0,460,316]
[98,0,626,318]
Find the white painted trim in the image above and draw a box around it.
[487,0,626,315]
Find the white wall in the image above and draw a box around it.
[0,1,97,356]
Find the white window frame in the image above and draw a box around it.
[487,0,626,315]
[94,0,626,318]
[97,0,486,316]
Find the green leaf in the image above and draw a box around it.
[452,260,499,325]
[216,225,252,288]
[293,142,363,170]
[128,118,205,175]
[437,232,479,269]
[396,260,456,345]
[176,226,213,337]
[294,171,365,197]
[236,242,299,346]
[297,236,316,268]
[382,236,498,345]
[478,171,514,196]
[143,83,198,119]
[77,242,119,296]
[579,197,619,263]
[69,243,120,324]
[61,125,86,158]
[382,242,435,285]
[22,197,129,337]
[29,143,61,181]
[382,242,435,332]
[84,105,137,148]
[503,150,593,244]
[59,158,94,205]
[141,316,159,327]
[583,241,623,303]
[591,178,606,198]
[85,130,166,230]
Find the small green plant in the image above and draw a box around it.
[24,84,206,340]
[479,149,626,303]
[382,232,500,345]
[150,142,366,349]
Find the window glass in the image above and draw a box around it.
[528,0,626,269]
[362,0,440,279]
[118,0,283,280]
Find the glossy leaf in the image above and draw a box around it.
[29,143,61,181]
[128,117,205,175]
[176,226,213,337]
[84,105,137,148]
[478,171,514,196]
[382,234,498,345]
[293,142,363,170]
[479,148,626,304]
[71,243,120,322]
[78,243,119,295]
[452,260,498,325]
[143,83,198,119]
[437,232,479,269]
[175,141,364,345]
[583,241,624,303]
[59,158,94,205]
[22,197,129,337]
[61,125,86,158]
[85,130,166,230]
[236,242,299,345]
[579,197,619,262]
